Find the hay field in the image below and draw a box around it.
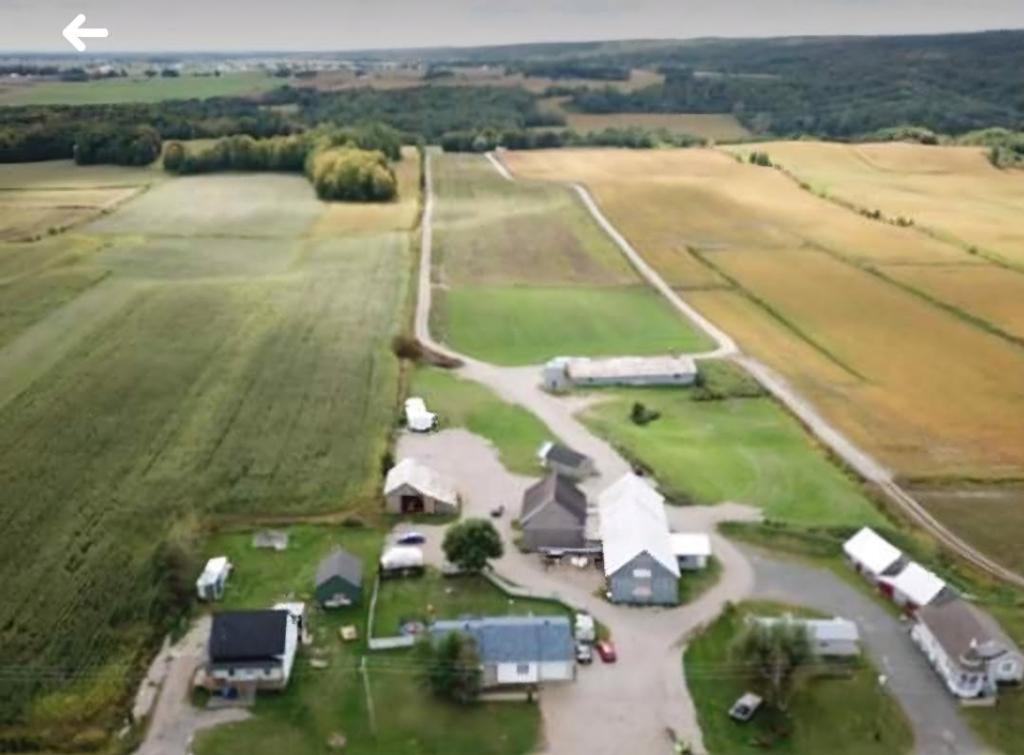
[0,161,417,741]
[430,153,710,364]
[0,72,276,106]
[728,141,1024,266]
[562,111,751,141]
[504,147,1024,483]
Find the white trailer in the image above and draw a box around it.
[404,397,438,432]
[196,556,232,601]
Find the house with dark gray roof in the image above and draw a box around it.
[314,548,363,608]
[431,615,575,687]
[206,609,300,693]
[537,441,595,480]
[519,473,588,552]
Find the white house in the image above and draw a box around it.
[911,598,1024,699]
[752,615,861,657]
[383,458,458,515]
[599,474,680,605]
[670,533,712,570]
[206,609,300,694]
[842,527,903,582]
[879,562,947,612]
[430,616,575,688]
[542,355,698,392]
[404,396,437,433]
[195,556,232,601]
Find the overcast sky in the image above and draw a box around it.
[3,0,1024,53]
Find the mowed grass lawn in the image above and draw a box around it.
[0,162,416,745]
[685,602,912,755]
[583,385,885,527]
[196,527,543,755]
[0,72,277,106]
[430,152,710,364]
[410,367,554,475]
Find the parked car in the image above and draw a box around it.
[490,504,505,518]
[575,641,593,664]
[395,531,426,546]
[728,692,763,722]
[595,639,617,663]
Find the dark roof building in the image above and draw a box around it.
[209,610,288,664]
[314,548,364,608]
[519,473,588,552]
[537,441,595,480]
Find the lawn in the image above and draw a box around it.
[0,72,277,106]
[684,601,912,755]
[430,152,710,364]
[195,529,544,755]
[436,285,710,365]
[0,169,415,747]
[582,386,885,527]
[410,366,555,475]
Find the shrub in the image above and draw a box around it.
[307,147,397,202]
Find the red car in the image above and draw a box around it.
[595,640,617,663]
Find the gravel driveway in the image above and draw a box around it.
[743,547,986,755]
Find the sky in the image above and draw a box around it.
[2,0,1024,53]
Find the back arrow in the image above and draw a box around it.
[62,14,109,52]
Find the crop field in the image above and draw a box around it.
[430,153,710,364]
[0,159,417,742]
[505,147,1024,571]
[559,109,751,141]
[0,72,277,106]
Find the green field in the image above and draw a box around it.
[0,164,414,745]
[373,569,570,637]
[685,602,912,755]
[410,367,555,475]
[196,526,542,755]
[582,384,885,527]
[0,73,277,106]
[430,152,710,364]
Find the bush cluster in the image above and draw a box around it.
[74,125,162,166]
[308,147,397,201]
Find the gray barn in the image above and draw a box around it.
[607,551,679,605]
[519,474,587,552]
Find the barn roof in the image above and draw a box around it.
[384,458,457,505]
[598,473,679,578]
[209,610,288,662]
[315,548,363,590]
[842,527,902,575]
[567,355,697,381]
[917,598,1020,671]
[880,562,946,607]
[521,473,587,526]
[431,616,573,664]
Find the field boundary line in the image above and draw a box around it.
[487,149,1024,589]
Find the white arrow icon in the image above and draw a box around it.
[62,14,109,52]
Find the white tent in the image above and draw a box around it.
[881,562,946,609]
[842,527,902,580]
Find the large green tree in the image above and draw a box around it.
[732,619,812,712]
[442,519,503,573]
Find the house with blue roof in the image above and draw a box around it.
[430,615,576,688]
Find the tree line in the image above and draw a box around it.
[440,126,704,152]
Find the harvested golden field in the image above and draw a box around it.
[562,112,751,141]
[727,141,1024,266]
[504,148,1024,480]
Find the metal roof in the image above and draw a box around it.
[209,610,288,662]
[567,355,697,381]
[917,598,1021,671]
[521,473,588,526]
[880,562,946,607]
[315,547,363,590]
[670,533,712,558]
[384,457,457,504]
[598,474,679,578]
[431,616,573,664]
[843,527,902,575]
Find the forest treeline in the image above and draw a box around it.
[440,126,703,152]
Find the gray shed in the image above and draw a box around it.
[314,548,363,608]
[537,441,595,480]
[519,474,587,552]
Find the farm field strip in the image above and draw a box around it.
[0,72,277,106]
[431,152,711,364]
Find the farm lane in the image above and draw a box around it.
[396,429,763,755]
[486,149,1024,589]
[744,547,985,755]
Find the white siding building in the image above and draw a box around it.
[543,355,698,392]
[670,533,712,571]
[207,609,300,694]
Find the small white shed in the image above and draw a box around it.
[670,533,712,570]
[196,556,232,601]
[404,397,437,433]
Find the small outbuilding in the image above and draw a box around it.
[196,556,232,601]
[252,530,289,551]
[430,615,575,688]
[314,548,364,608]
[842,527,903,582]
[537,441,595,480]
[543,355,698,391]
[879,561,947,612]
[670,533,712,571]
[519,473,588,552]
[384,458,458,515]
[404,397,438,433]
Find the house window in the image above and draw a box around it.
[632,568,652,579]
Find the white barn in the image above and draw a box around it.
[542,355,698,392]
[842,527,903,582]
[670,533,712,570]
[383,458,458,515]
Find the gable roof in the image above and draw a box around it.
[431,616,573,664]
[598,473,679,578]
[315,548,363,590]
[209,610,288,663]
[567,355,697,381]
[384,458,457,505]
[521,473,587,526]
[670,533,712,558]
[538,441,591,470]
[843,527,902,575]
[917,598,1021,671]
[881,561,946,607]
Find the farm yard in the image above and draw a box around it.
[504,146,1024,573]
[0,154,417,745]
[429,152,711,364]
